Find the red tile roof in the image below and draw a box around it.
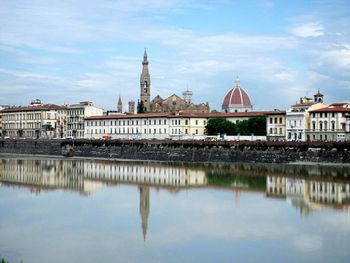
[310,103,350,113]
[1,104,67,113]
[85,111,273,120]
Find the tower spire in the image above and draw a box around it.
[139,49,151,112]
[117,95,123,113]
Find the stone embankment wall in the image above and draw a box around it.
[0,139,350,163]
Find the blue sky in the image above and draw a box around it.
[0,0,349,111]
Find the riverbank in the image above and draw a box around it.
[0,139,349,163]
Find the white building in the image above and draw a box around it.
[85,112,208,140]
[67,101,103,138]
[84,111,275,140]
[286,93,326,141]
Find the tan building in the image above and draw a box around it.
[266,110,286,141]
[138,50,209,113]
[1,99,66,138]
[307,103,350,141]
[66,101,103,138]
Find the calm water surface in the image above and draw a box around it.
[0,155,350,263]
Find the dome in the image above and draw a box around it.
[222,77,253,113]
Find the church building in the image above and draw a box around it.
[222,77,253,113]
[138,50,210,113]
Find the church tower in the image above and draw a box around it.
[140,49,151,112]
[117,96,123,113]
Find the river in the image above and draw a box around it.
[0,155,349,263]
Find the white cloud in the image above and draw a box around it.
[291,22,325,38]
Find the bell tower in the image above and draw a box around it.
[140,49,151,112]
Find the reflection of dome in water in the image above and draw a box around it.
[222,76,253,113]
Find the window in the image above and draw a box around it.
[195,120,198,125]
[274,117,277,124]
[269,118,272,124]
[270,128,273,134]
[195,129,198,134]
[185,120,188,125]
[279,128,282,134]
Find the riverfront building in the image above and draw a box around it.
[84,111,273,140]
[1,99,67,139]
[306,103,350,141]
[286,92,326,141]
[266,110,286,141]
[66,101,103,138]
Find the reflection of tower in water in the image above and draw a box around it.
[139,186,150,241]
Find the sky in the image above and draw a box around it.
[0,0,349,112]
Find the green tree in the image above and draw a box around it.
[236,117,266,136]
[205,118,236,135]
[210,109,219,113]
[137,100,145,113]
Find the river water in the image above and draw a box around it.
[0,156,349,263]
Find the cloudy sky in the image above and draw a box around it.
[0,0,349,111]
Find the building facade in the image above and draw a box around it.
[266,110,286,141]
[306,103,350,141]
[1,100,67,139]
[286,94,326,141]
[85,111,273,140]
[66,101,103,138]
[85,112,208,140]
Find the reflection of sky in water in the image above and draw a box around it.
[0,158,350,262]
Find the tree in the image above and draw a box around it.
[205,118,236,135]
[137,100,145,113]
[210,109,219,113]
[235,117,266,136]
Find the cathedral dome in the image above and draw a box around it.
[222,77,253,113]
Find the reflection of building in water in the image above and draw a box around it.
[139,186,150,241]
[267,176,350,213]
[0,159,102,195]
[0,158,207,242]
[83,162,207,188]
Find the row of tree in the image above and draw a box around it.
[205,117,266,136]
